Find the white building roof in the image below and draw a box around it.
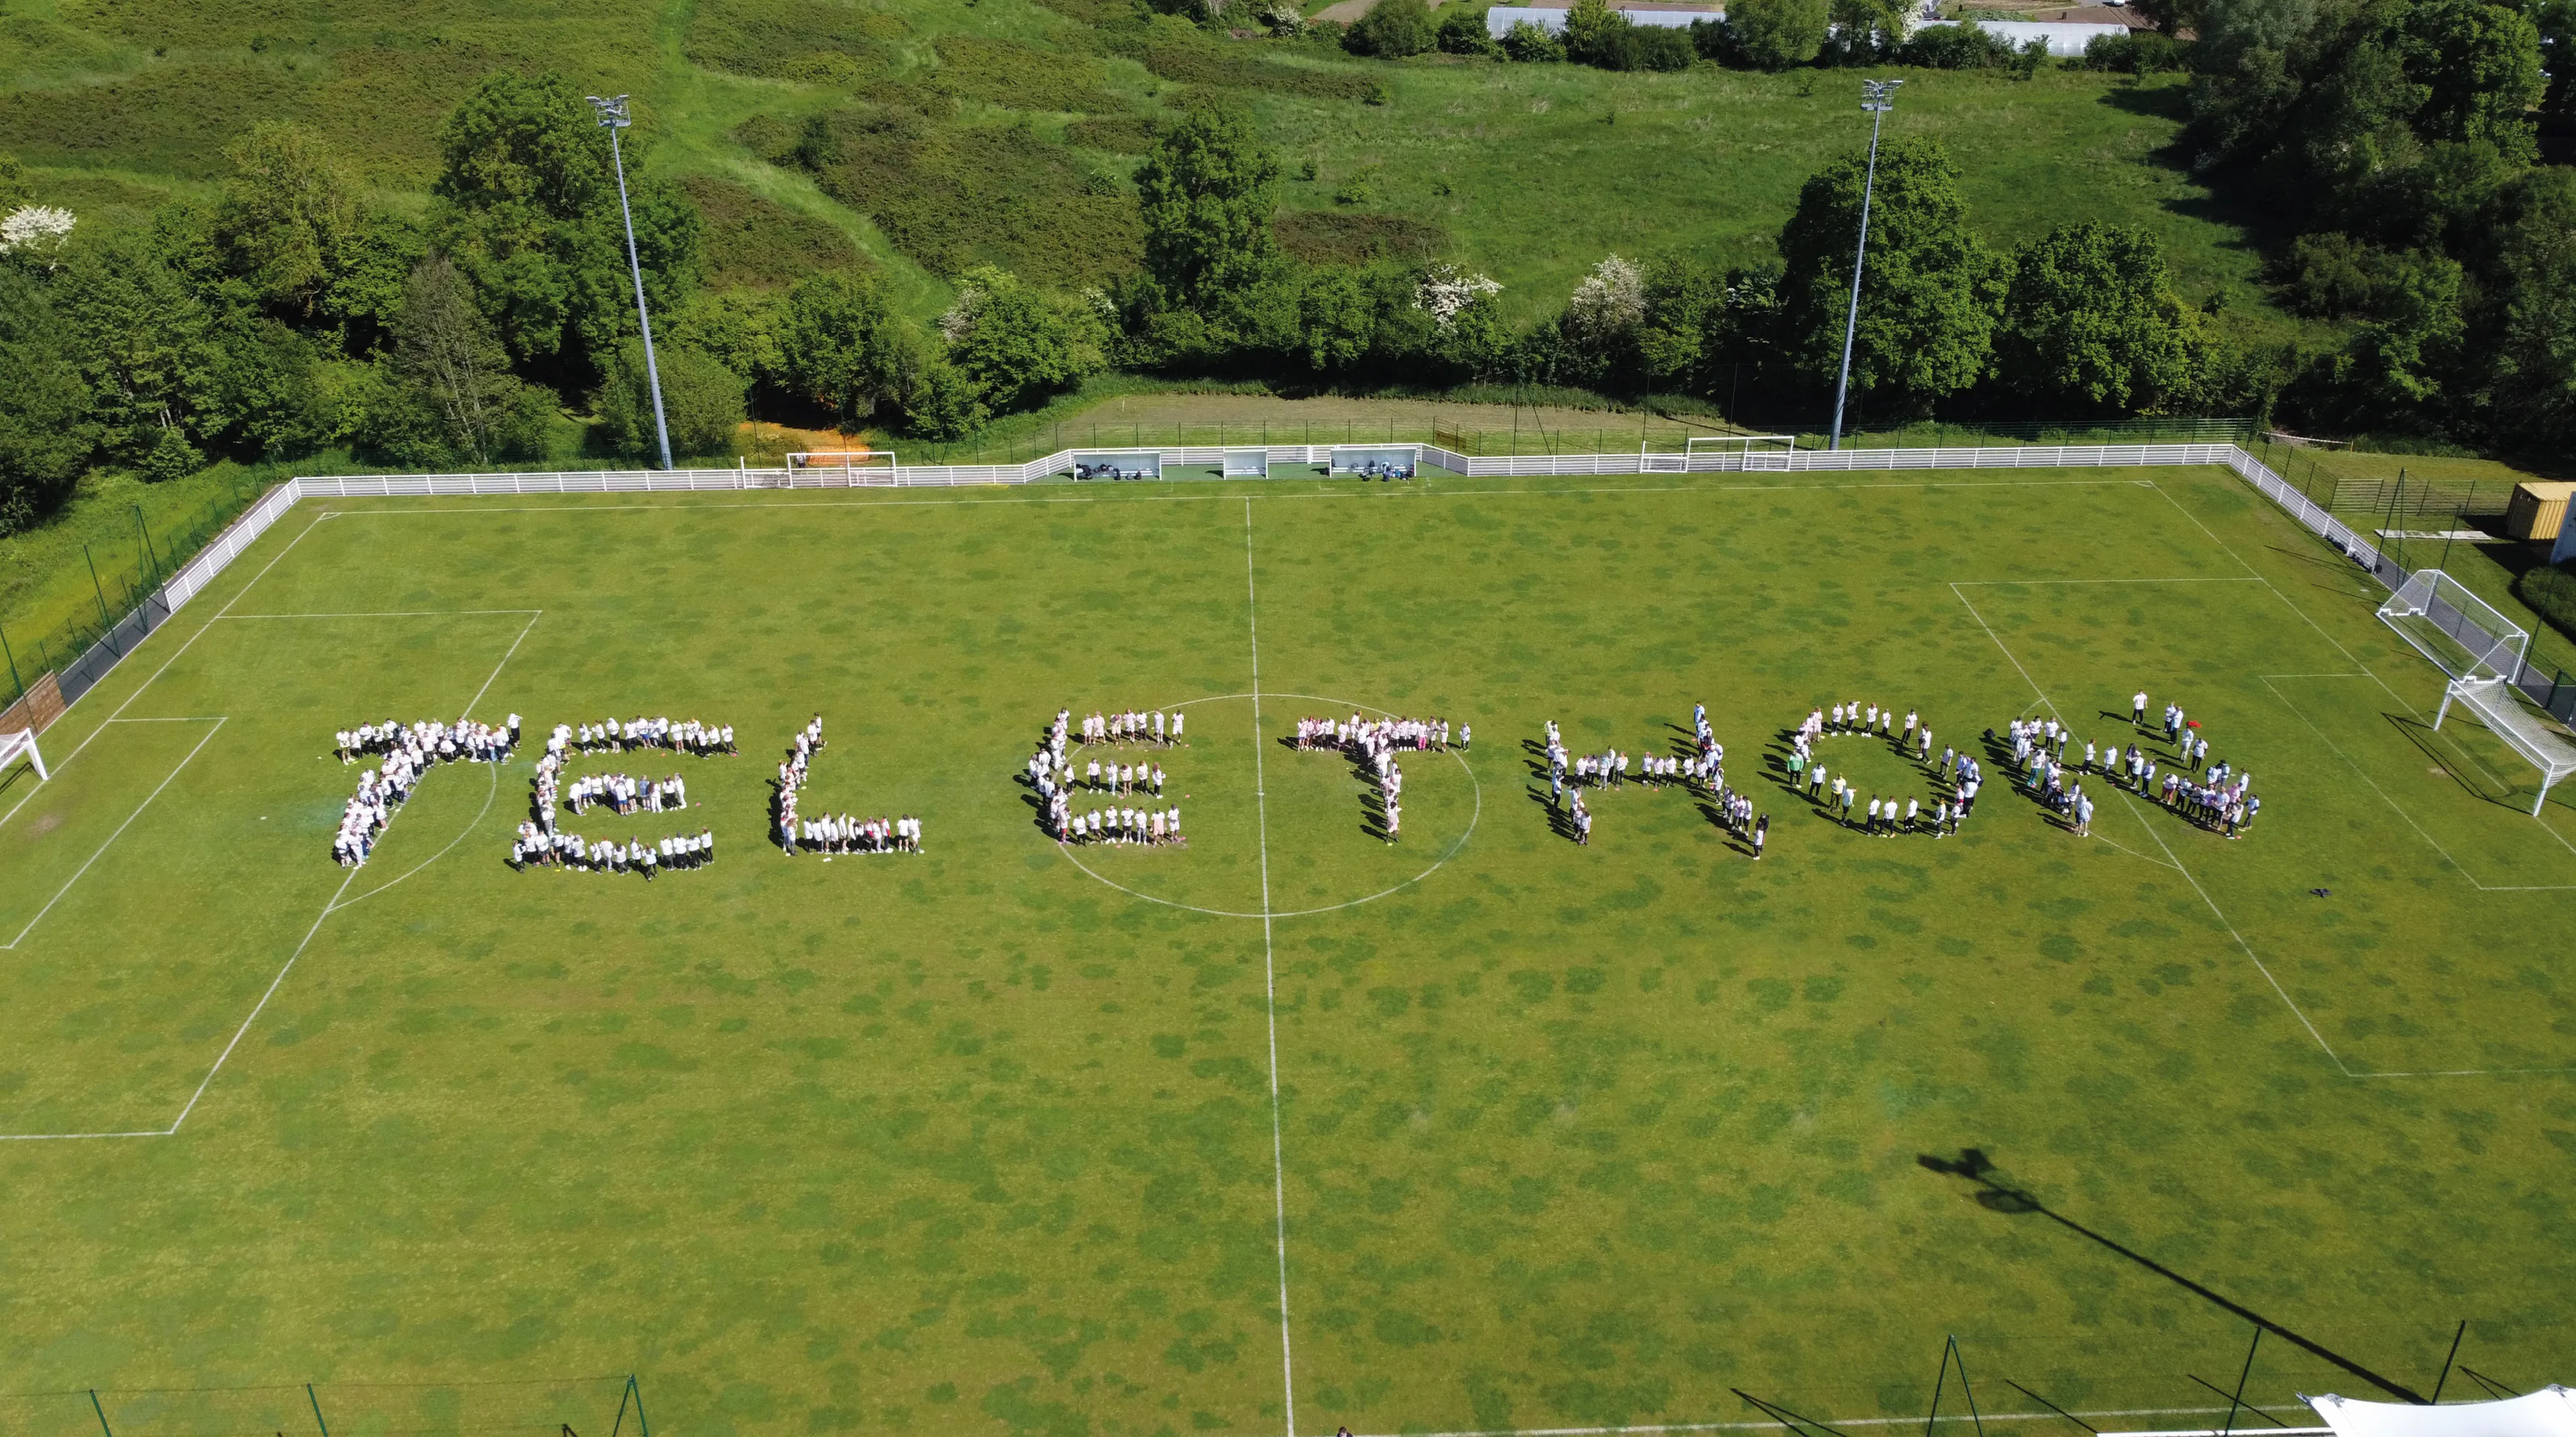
[1486,4,1721,35]
[1912,17,2135,53]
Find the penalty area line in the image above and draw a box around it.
[0,717,226,949]
[1950,586,2355,1077]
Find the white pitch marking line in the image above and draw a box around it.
[1950,576,2268,586]
[1052,706,1481,920]
[325,764,502,916]
[462,611,541,719]
[1950,586,2354,1076]
[1,717,225,949]
[1246,498,1298,1437]
[2254,674,2576,891]
[53,506,332,772]
[306,474,2146,521]
[220,609,543,620]
[162,866,362,1136]
[1344,1402,2324,1437]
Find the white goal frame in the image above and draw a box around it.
[786,452,898,485]
[1642,434,1799,473]
[0,728,46,783]
[2377,569,2530,680]
[2436,676,2576,815]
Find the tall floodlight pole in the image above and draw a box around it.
[1828,79,1902,452]
[589,94,673,471]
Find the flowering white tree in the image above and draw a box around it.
[1414,264,1502,331]
[0,205,76,264]
[1563,254,1644,339]
[937,281,985,346]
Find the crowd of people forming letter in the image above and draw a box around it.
[1540,705,1766,854]
[334,687,2260,875]
[508,716,729,875]
[1030,709,1187,845]
[333,716,521,866]
[1784,702,1969,836]
[776,715,925,856]
[1995,693,2262,839]
[1292,713,1461,842]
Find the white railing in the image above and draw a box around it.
[43,441,2412,712]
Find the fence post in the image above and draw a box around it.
[88,1389,112,1437]
[308,1383,330,1436]
[84,545,113,628]
[0,622,19,701]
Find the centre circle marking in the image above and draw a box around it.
[1052,692,1482,920]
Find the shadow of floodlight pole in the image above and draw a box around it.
[1917,1149,2428,1405]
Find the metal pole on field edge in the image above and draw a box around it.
[84,544,112,627]
[631,1375,651,1437]
[589,94,673,471]
[89,1389,112,1437]
[134,504,160,583]
[1829,79,1901,452]
[0,622,19,699]
[308,1383,330,1436]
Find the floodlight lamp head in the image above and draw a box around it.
[587,94,632,129]
[1861,78,1903,111]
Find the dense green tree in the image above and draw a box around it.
[0,269,94,532]
[1725,0,1831,67]
[1823,0,1909,61]
[940,267,1104,412]
[217,122,357,318]
[1436,7,1502,54]
[775,271,910,428]
[431,71,703,386]
[383,256,551,466]
[0,151,28,210]
[1346,0,1436,55]
[53,231,214,461]
[1297,267,1377,373]
[1994,223,2200,414]
[1134,107,1282,315]
[1776,138,2000,414]
[1559,0,1630,64]
[2473,167,2576,452]
[597,340,746,459]
[1501,18,1566,57]
[319,211,430,356]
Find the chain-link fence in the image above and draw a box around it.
[0,1375,643,1437]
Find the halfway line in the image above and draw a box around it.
[1246,496,1298,1437]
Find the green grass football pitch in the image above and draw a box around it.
[0,466,2571,1437]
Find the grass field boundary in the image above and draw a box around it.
[36,444,2356,759]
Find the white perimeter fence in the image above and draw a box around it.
[44,442,2430,714]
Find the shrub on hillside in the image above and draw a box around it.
[1345,0,1436,56]
[597,341,748,460]
[1437,7,1502,53]
[1501,18,1566,58]
[2081,29,2185,73]
[1719,0,1829,67]
[1899,21,2017,68]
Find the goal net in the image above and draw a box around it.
[2378,569,2528,680]
[0,728,46,783]
[2436,677,2576,815]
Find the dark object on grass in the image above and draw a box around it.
[2311,887,2331,897]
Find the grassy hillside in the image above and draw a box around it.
[0,0,2304,339]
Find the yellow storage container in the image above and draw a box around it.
[2506,481,2576,542]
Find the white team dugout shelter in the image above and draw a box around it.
[2306,1387,2576,1437]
